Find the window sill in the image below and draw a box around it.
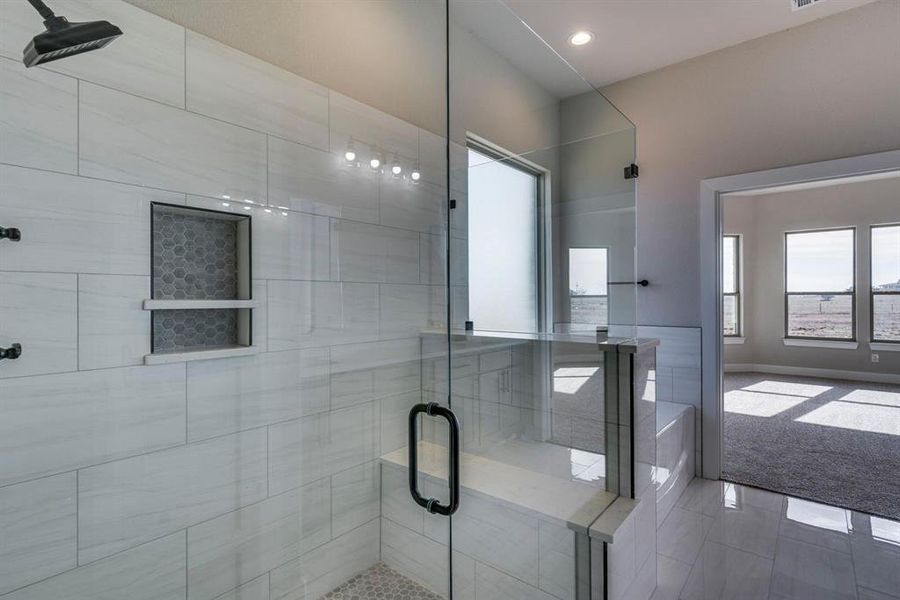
[724,337,745,345]
[870,342,900,352]
[783,338,859,350]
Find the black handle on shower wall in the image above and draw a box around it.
[0,227,21,241]
[0,343,22,360]
[608,279,649,287]
[408,402,460,516]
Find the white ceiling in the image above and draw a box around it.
[454,0,878,97]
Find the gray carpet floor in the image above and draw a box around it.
[723,372,900,521]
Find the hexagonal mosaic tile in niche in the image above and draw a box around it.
[152,204,241,301]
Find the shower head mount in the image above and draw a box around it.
[22,0,123,68]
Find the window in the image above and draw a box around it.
[785,228,856,340]
[871,224,900,342]
[723,235,741,336]
[467,146,541,332]
[569,248,608,326]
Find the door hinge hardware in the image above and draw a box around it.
[624,164,639,179]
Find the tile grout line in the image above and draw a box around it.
[0,160,446,240]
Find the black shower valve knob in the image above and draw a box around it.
[0,343,22,361]
[0,227,21,241]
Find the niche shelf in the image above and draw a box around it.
[145,203,258,364]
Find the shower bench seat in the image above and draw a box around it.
[381,440,618,535]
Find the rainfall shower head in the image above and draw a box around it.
[22,0,122,68]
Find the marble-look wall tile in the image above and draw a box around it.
[0,272,76,378]
[267,281,379,351]
[0,531,186,600]
[0,364,185,486]
[255,210,332,281]
[380,391,424,455]
[0,473,76,595]
[0,57,77,173]
[187,349,330,442]
[420,233,467,286]
[475,562,557,600]
[80,83,266,201]
[0,0,185,107]
[252,280,268,350]
[331,219,419,284]
[268,403,379,495]
[381,517,451,597]
[329,92,418,161]
[268,137,380,224]
[538,520,576,600]
[78,274,150,370]
[380,463,425,535]
[184,195,331,282]
[187,479,331,600]
[78,429,268,563]
[380,284,445,337]
[331,461,380,537]
[381,516,476,600]
[0,165,181,274]
[186,32,328,149]
[380,179,446,234]
[211,575,269,600]
[330,338,420,410]
[427,491,540,586]
[269,519,380,600]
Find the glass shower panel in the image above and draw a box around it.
[439,0,638,597]
[0,1,450,599]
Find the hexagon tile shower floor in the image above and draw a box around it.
[322,563,443,600]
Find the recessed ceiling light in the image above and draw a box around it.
[568,30,594,46]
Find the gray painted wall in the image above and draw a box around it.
[602,0,900,327]
[723,176,900,376]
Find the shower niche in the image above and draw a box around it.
[144,203,258,363]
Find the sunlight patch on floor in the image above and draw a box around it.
[839,388,900,408]
[724,389,807,417]
[741,379,832,398]
[794,400,900,436]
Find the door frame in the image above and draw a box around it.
[698,149,900,479]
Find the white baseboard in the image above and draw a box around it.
[724,363,900,385]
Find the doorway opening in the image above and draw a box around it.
[716,171,900,519]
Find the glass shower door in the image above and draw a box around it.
[0,1,453,599]
[433,1,639,597]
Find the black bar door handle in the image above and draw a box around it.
[408,402,460,516]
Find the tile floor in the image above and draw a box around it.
[323,562,443,600]
[653,478,900,600]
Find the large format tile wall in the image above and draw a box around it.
[0,2,452,599]
[637,326,702,474]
